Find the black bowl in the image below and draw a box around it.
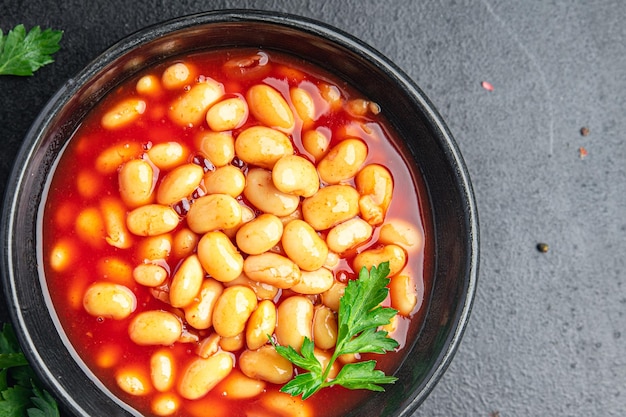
[0,10,478,417]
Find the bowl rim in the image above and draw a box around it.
[1,9,479,417]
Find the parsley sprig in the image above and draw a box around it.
[0,24,63,76]
[272,262,399,399]
[0,324,60,417]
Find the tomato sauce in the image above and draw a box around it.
[42,49,432,417]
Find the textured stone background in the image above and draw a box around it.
[1,1,624,416]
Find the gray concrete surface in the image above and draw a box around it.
[1,1,624,416]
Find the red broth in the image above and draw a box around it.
[42,49,432,417]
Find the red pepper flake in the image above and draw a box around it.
[579,146,588,159]
[481,81,494,91]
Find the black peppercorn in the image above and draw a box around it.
[536,243,549,253]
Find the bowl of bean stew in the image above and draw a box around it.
[1,10,478,417]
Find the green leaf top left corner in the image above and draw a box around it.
[0,24,63,76]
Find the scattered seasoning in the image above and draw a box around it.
[490,412,501,417]
[481,81,494,91]
[580,126,589,136]
[579,146,588,159]
[536,243,549,253]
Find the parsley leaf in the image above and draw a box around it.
[0,24,63,76]
[0,324,60,417]
[26,385,59,417]
[272,262,399,399]
[273,338,324,399]
[331,360,397,391]
[0,354,28,370]
[0,384,32,417]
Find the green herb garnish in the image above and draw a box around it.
[0,323,60,417]
[0,24,63,76]
[272,262,399,399]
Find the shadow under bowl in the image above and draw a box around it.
[0,10,478,417]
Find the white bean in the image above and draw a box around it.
[102,98,146,130]
[101,197,133,249]
[183,278,224,330]
[389,274,418,316]
[301,128,330,161]
[195,333,221,359]
[235,126,294,169]
[215,369,266,400]
[169,254,204,308]
[75,207,105,247]
[246,299,277,350]
[186,194,242,234]
[169,79,224,127]
[151,393,179,416]
[290,87,315,128]
[195,131,234,167]
[243,252,301,289]
[206,96,248,131]
[172,228,199,259]
[136,234,172,261]
[95,142,143,174]
[219,333,245,352]
[275,296,313,352]
[136,74,161,96]
[326,217,373,253]
[301,184,360,231]
[236,213,283,255]
[156,163,204,205]
[97,257,133,286]
[147,142,189,170]
[133,263,168,287]
[126,204,179,236]
[320,281,346,312]
[177,352,233,400]
[118,159,154,208]
[378,219,423,252]
[162,62,194,90]
[239,346,293,384]
[355,164,393,225]
[47,239,67,270]
[197,231,244,282]
[259,391,313,417]
[281,219,328,271]
[202,165,245,198]
[291,268,334,295]
[353,244,407,277]
[116,367,151,396]
[272,154,319,198]
[83,282,136,320]
[246,84,294,131]
[212,285,258,338]
[128,311,182,346]
[150,349,176,392]
[317,138,368,184]
[243,168,299,217]
[312,305,338,350]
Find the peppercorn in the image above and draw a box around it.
[536,243,549,253]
